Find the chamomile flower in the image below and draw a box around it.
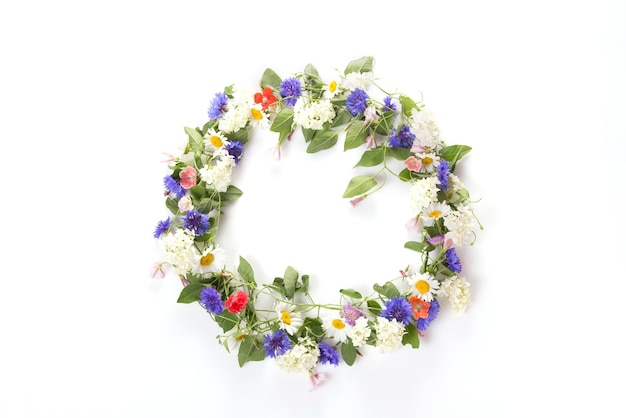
[417,152,440,173]
[407,272,440,302]
[193,244,227,275]
[250,103,270,128]
[322,313,351,343]
[323,79,339,98]
[422,201,451,226]
[204,128,229,153]
[275,302,303,335]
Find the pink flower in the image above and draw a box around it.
[410,141,426,154]
[350,195,366,207]
[179,275,190,287]
[269,145,282,161]
[160,152,175,163]
[404,156,422,172]
[364,105,378,124]
[177,196,194,212]
[308,371,327,391]
[150,262,169,279]
[365,135,377,149]
[224,290,249,314]
[179,166,197,189]
[405,217,421,232]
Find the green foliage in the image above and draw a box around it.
[342,176,377,198]
[341,339,357,366]
[177,283,204,304]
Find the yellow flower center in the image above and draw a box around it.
[429,210,442,219]
[210,135,223,147]
[329,81,337,93]
[332,319,345,329]
[416,280,430,294]
[200,253,215,266]
[235,333,248,342]
[281,311,291,325]
[251,108,263,120]
[422,156,433,165]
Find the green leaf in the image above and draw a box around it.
[303,63,322,94]
[296,274,310,294]
[176,283,205,304]
[238,335,266,367]
[373,111,395,135]
[283,266,299,299]
[331,108,352,128]
[340,289,363,299]
[341,339,357,366]
[399,95,417,117]
[260,68,282,90]
[373,281,401,299]
[386,146,412,161]
[402,324,420,349]
[271,277,287,297]
[344,56,375,74]
[165,196,179,215]
[219,185,243,202]
[299,317,324,340]
[196,198,218,214]
[342,176,376,199]
[354,147,384,168]
[184,126,204,153]
[439,145,472,168]
[237,256,255,286]
[270,108,294,144]
[367,300,381,315]
[225,126,251,145]
[344,120,368,151]
[301,127,315,143]
[215,311,238,333]
[404,241,427,252]
[306,130,338,153]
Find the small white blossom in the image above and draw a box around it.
[408,176,439,214]
[439,276,471,313]
[444,206,475,247]
[160,229,198,274]
[275,302,303,335]
[218,86,253,134]
[322,312,351,343]
[349,317,371,348]
[342,71,374,91]
[276,337,320,373]
[199,151,236,193]
[374,317,405,352]
[409,106,442,149]
[293,98,336,130]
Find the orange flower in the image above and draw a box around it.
[409,296,430,319]
[254,87,277,111]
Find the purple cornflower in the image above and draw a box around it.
[279,77,302,107]
[381,297,413,325]
[225,141,244,164]
[263,330,291,358]
[341,303,364,326]
[163,176,186,199]
[444,248,463,273]
[184,209,210,236]
[346,88,369,116]
[438,160,451,190]
[417,299,440,331]
[388,125,416,148]
[383,96,397,112]
[208,92,229,120]
[318,342,339,366]
[153,217,172,238]
[199,287,224,314]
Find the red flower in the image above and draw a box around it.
[254,87,278,111]
[224,290,249,314]
[408,296,430,319]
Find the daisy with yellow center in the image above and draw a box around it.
[249,104,269,128]
[204,128,229,152]
[407,272,440,302]
[421,201,451,226]
[322,313,351,343]
[417,152,440,173]
[192,244,226,275]
[323,80,339,98]
[275,302,303,335]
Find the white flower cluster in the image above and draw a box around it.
[218,86,252,134]
[443,205,475,247]
[374,317,406,352]
[160,229,197,274]
[276,337,320,373]
[348,317,371,348]
[409,176,439,214]
[341,71,374,91]
[439,276,471,313]
[409,107,442,149]
[293,98,336,130]
[199,149,236,193]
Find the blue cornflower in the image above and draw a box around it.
[263,330,292,358]
[417,299,440,331]
[199,287,224,315]
[388,125,415,148]
[381,297,413,325]
[318,342,340,366]
[444,248,463,273]
[184,209,210,236]
[163,175,186,198]
[346,88,369,116]
[438,160,451,190]
[383,96,397,112]
[225,141,244,164]
[153,217,171,238]
[208,92,229,120]
[279,77,302,107]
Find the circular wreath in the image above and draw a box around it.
[153,56,480,388]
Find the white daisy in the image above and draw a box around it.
[421,201,451,226]
[322,312,351,343]
[192,244,226,275]
[407,272,440,302]
[323,79,339,98]
[416,152,440,173]
[249,104,270,128]
[223,321,248,353]
[204,128,229,153]
[275,302,303,335]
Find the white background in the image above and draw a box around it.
[1,0,625,416]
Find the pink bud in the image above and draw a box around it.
[308,371,327,391]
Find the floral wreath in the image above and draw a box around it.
[153,56,481,389]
